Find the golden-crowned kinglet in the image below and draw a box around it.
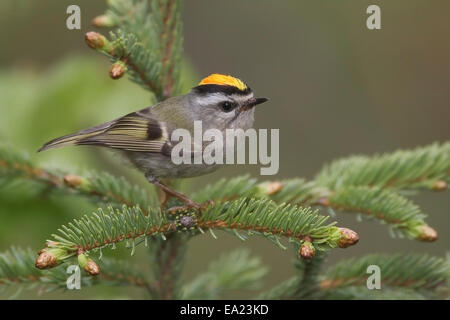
[39,74,268,208]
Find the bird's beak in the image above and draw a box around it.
[241,97,269,111]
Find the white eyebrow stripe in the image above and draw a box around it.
[193,91,255,109]
[194,93,229,106]
[230,92,254,101]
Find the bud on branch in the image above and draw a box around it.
[35,248,70,269]
[110,60,127,79]
[78,253,100,276]
[337,228,359,248]
[299,241,316,259]
[415,225,438,242]
[85,32,113,54]
[432,180,447,191]
[92,15,115,28]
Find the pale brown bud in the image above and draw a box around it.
[35,251,58,269]
[299,241,315,259]
[316,197,330,206]
[85,32,105,49]
[92,15,115,28]
[337,227,359,248]
[109,61,127,79]
[265,181,283,195]
[35,248,68,269]
[84,260,100,276]
[85,32,113,53]
[432,180,447,191]
[64,174,83,188]
[78,253,100,276]
[416,225,438,242]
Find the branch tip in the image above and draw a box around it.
[415,225,438,242]
[316,197,331,207]
[337,228,359,248]
[432,180,447,191]
[78,254,100,276]
[299,241,315,260]
[265,181,283,195]
[109,60,127,79]
[92,15,115,28]
[63,174,83,188]
[85,31,113,54]
[35,248,66,269]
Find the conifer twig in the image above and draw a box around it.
[317,186,438,242]
[0,144,157,211]
[319,254,449,299]
[315,142,450,191]
[0,247,151,296]
[86,0,183,101]
[34,200,359,273]
[258,253,449,299]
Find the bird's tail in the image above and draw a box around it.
[38,122,111,152]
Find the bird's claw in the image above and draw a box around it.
[165,200,214,215]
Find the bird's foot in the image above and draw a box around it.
[147,177,213,214]
[166,200,214,215]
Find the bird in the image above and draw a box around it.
[39,74,269,209]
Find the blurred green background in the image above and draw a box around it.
[0,0,448,299]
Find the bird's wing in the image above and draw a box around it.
[39,109,172,154]
[78,112,169,152]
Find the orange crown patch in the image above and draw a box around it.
[198,74,248,92]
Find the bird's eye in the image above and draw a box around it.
[220,101,236,113]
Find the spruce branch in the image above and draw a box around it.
[192,142,450,207]
[322,186,437,242]
[0,144,157,211]
[108,30,163,97]
[182,249,268,299]
[315,142,450,191]
[319,254,449,299]
[87,0,183,101]
[191,175,259,203]
[35,206,172,271]
[259,253,449,300]
[191,175,439,242]
[263,179,318,206]
[192,142,449,242]
[0,144,61,189]
[75,171,158,211]
[197,198,358,251]
[0,247,43,291]
[35,199,359,273]
[0,247,150,297]
[191,175,318,206]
